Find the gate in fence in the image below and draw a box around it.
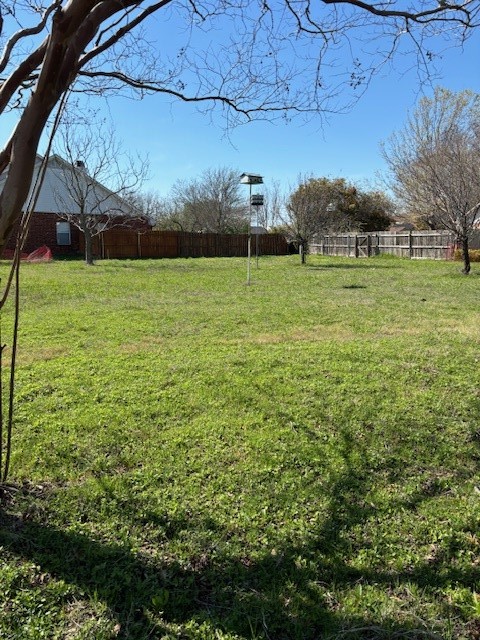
[356,235,371,257]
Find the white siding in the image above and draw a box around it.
[1,154,136,217]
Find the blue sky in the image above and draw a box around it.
[2,7,479,198]
[108,31,479,197]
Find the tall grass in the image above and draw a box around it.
[0,255,479,639]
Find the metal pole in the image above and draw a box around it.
[247,183,252,285]
[255,203,259,268]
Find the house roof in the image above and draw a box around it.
[0,154,139,217]
[250,225,268,235]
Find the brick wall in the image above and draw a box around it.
[5,212,81,256]
[4,213,151,257]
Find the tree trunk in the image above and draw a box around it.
[300,241,307,264]
[460,235,470,275]
[84,230,94,266]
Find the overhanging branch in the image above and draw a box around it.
[321,0,477,27]
[0,0,61,74]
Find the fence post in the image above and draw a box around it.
[137,232,141,258]
[409,231,413,259]
[355,234,359,258]
[367,234,372,257]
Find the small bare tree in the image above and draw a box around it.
[53,124,148,264]
[382,88,480,274]
[132,191,177,229]
[257,180,284,231]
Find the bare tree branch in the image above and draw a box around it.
[322,0,478,27]
[0,0,61,74]
[78,70,257,116]
[79,0,174,70]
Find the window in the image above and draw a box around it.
[56,221,71,246]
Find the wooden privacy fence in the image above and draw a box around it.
[312,230,456,260]
[87,229,288,259]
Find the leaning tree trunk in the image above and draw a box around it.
[460,235,471,275]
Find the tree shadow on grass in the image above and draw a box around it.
[1,424,479,639]
[342,284,367,289]
[0,502,341,638]
[0,510,441,640]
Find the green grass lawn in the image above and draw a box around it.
[0,254,479,640]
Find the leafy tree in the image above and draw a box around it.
[285,176,393,262]
[285,177,341,262]
[349,190,395,232]
[382,88,480,274]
